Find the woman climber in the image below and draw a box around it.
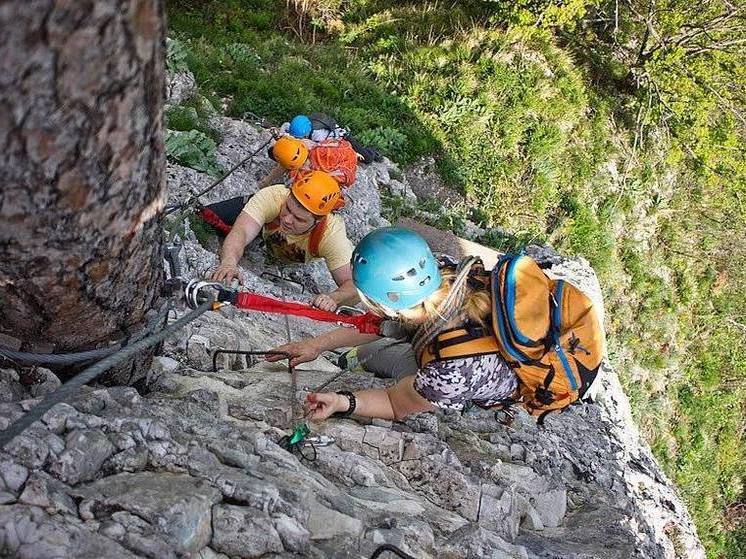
[267,227,519,421]
[209,170,358,312]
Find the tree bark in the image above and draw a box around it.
[0,0,166,384]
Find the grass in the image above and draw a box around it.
[164,2,745,555]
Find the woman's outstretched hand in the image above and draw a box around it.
[266,340,321,367]
[304,392,347,421]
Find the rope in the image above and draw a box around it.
[370,544,416,559]
[163,137,272,217]
[0,300,213,450]
[0,304,171,367]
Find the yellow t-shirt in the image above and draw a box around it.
[241,184,353,271]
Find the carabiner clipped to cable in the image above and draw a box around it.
[184,279,239,310]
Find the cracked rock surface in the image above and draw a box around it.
[0,106,705,558]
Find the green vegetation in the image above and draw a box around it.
[164,1,745,555]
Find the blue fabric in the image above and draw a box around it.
[493,267,531,363]
[352,227,441,310]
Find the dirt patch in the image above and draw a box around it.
[403,157,466,206]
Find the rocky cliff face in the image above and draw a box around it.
[0,106,705,558]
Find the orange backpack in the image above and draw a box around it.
[308,139,358,188]
[420,254,605,420]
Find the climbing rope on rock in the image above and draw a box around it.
[0,300,214,450]
[163,136,274,218]
[0,304,172,367]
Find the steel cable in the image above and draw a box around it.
[0,304,172,367]
[163,137,273,217]
[0,300,213,450]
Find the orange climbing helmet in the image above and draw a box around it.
[272,136,309,170]
[290,171,343,216]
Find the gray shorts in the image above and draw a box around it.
[356,338,418,380]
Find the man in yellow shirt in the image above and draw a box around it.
[210,171,357,311]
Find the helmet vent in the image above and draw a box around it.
[419,259,426,268]
[392,267,417,281]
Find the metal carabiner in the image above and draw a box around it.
[301,434,336,448]
[184,279,224,309]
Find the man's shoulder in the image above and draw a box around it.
[323,213,350,236]
[261,184,290,198]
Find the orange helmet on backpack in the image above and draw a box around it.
[272,136,309,170]
[290,171,343,216]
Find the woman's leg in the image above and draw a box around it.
[353,338,418,380]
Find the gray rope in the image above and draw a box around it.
[0,305,171,367]
[0,300,213,450]
[164,137,272,217]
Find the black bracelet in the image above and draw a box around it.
[333,390,357,418]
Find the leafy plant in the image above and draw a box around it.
[166,37,190,73]
[164,129,224,177]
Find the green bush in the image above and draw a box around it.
[164,129,224,177]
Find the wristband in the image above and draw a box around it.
[333,390,356,418]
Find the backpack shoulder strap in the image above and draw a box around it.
[308,216,328,258]
[419,323,500,366]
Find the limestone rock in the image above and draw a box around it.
[18,471,77,515]
[0,505,139,558]
[48,429,115,485]
[532,488,567,529]
[211,505,284,558]
[0,110,706,559]
[77,472,221,555]
[307,504,363,540]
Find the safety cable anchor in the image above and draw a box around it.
[185,279,235,310]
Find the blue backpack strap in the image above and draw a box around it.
[551,280,578,391]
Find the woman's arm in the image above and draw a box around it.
[305,375,437,421]
[267,327,381,367]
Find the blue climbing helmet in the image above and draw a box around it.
[288,115,312,139]
[352,227,442,311]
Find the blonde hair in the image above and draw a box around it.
[362,269,491,328]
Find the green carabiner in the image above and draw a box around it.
[288,422,310,446]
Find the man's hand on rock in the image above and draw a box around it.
[211,263,241,284]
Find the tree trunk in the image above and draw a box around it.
[0,0,166,384]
